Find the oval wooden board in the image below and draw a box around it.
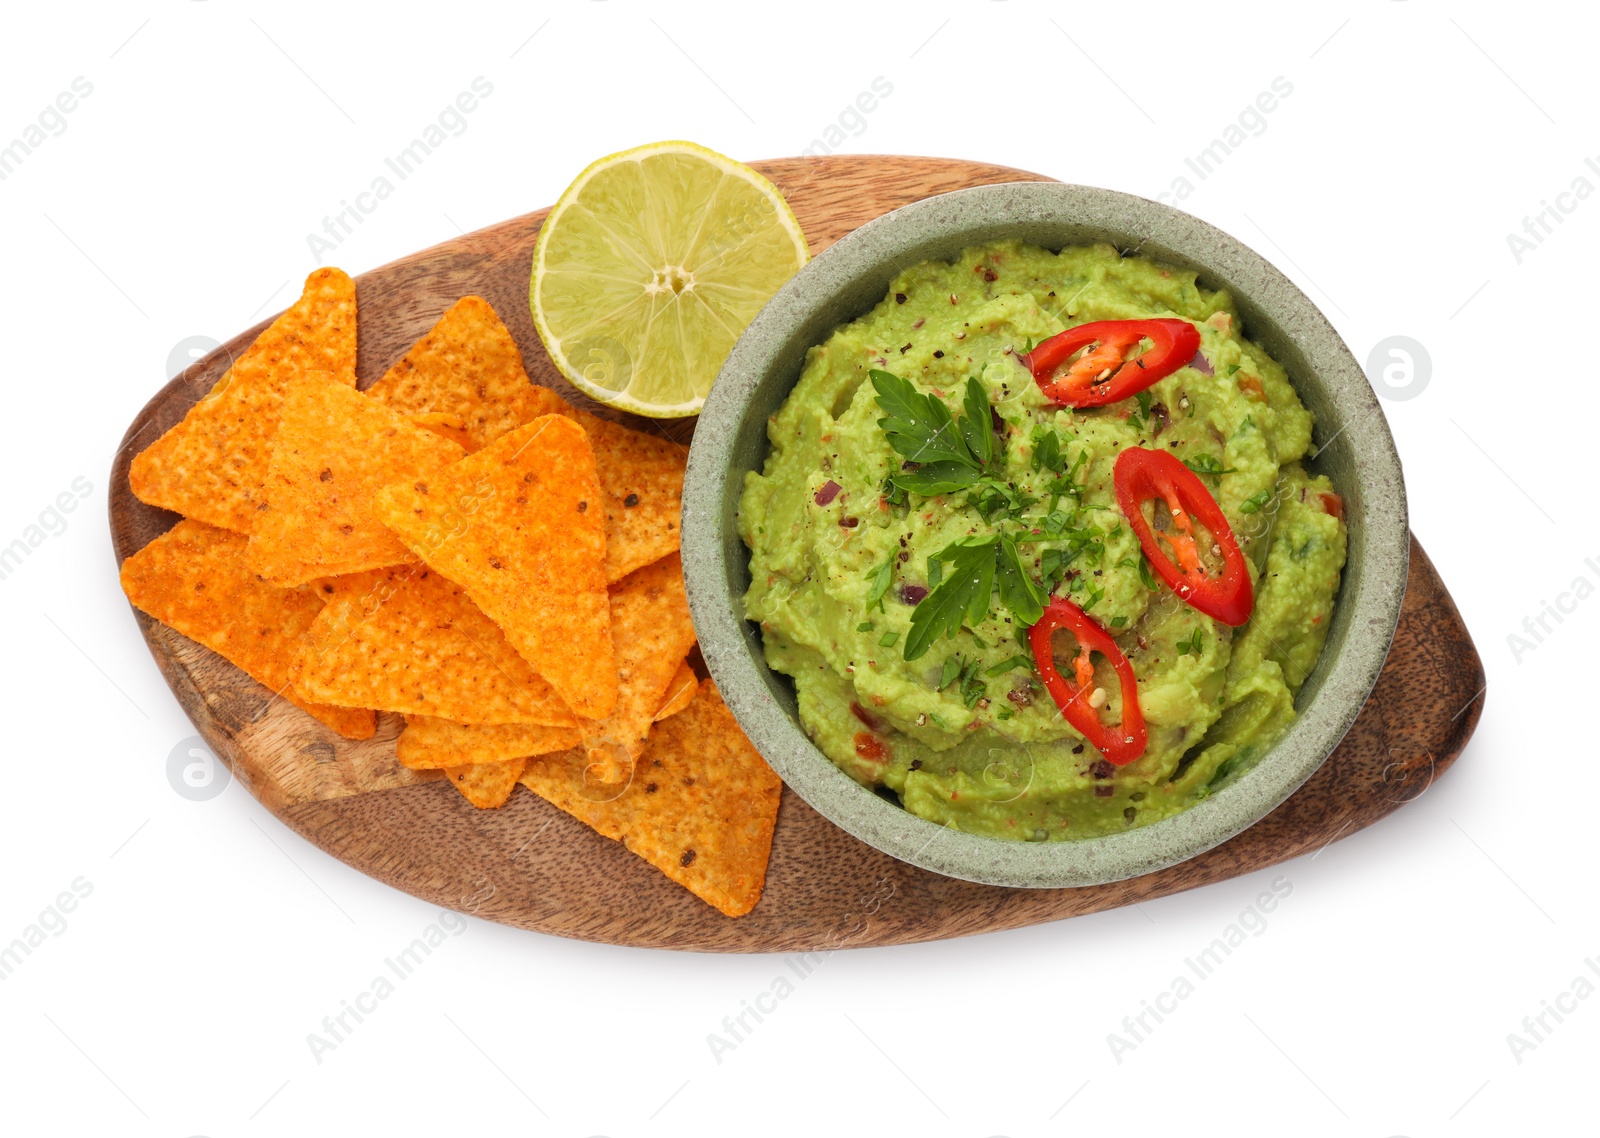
[110,155,1485,952]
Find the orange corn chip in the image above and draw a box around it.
[655,660,698,722]
[445,758,527,809]
[519,680,781,917]
[583,553,696,784]
[373,414,617,719]
[129,268,357,532]
[295,567,577,725]
[408,412,477,453]
[119,520,374,739]
[397,717,582,769]
[246,374,467,585]
[365,297,534,452]
[524,386,685,582]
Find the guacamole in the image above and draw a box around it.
[738,241,1347,841]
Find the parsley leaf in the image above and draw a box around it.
[870,370,978,470]
[983,653,1035,678]
[997,534,1046,626]
[958,377,993,466]
[905,537,997,661]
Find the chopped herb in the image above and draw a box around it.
[1178,629,1204,656]
[997,708,1015,720]
[865,558,895,613]
[1110,615,1127,628]
[983,653,1035,678]
[938,656,962,690]
[1134,390,1152,421]
[856,621,875,633]
[1138,554,1158,590]
[1226,364,1241,377]
[1184,454,1237,478]
[878,631,899,647]
[1240,487,1274,514]
[1031,426,1064,474]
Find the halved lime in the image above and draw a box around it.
[531,140,808,418]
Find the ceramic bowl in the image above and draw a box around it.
[682,182,1406,888]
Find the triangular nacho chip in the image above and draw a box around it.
[397,717,582,769]
[129,268,357,532]
[407,412,477,452]
[524,386,686,582]
[365,297,534,452]
[518,680,781,917]
[119,520,374,738]
[296,567,578,725]
[655,660,698,722]
[445,757,526,809]
[583,553,696,783]
[246,375,467,584]
[373,414,617,718]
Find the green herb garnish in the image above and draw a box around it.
[865,557,895,613]
[904,536,997,661]
[1239,487,1274,514]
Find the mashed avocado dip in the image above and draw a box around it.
[738,241,1347,841]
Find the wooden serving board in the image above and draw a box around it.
[109,156,1485,952]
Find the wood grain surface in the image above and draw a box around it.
[108,155,1485,952]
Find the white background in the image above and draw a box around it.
[0,2,1588,1135]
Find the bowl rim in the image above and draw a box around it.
[682,181,1407,888]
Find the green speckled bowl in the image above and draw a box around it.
[682,183,1406,888]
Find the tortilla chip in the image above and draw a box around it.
[445,758,526,809]
[518,681,781,917]
[397,717,582,769]
[119,520,374,738]
[373,414,617,718]
[365,297,534,452]
[408,412,477,453]
[246,375,467,584]
[524,386,686,582]
[296,567,578,725]
[583,554,696,783]
[129,268,357,532]
[655,660,698,721]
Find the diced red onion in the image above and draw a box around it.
[813,479,841,506]
[1189,351,1214,376]
[899,583,928,605]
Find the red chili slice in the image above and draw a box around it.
[1028,597,1148,766]
[1114,447,1254,626]
[1023,319,1201,408]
